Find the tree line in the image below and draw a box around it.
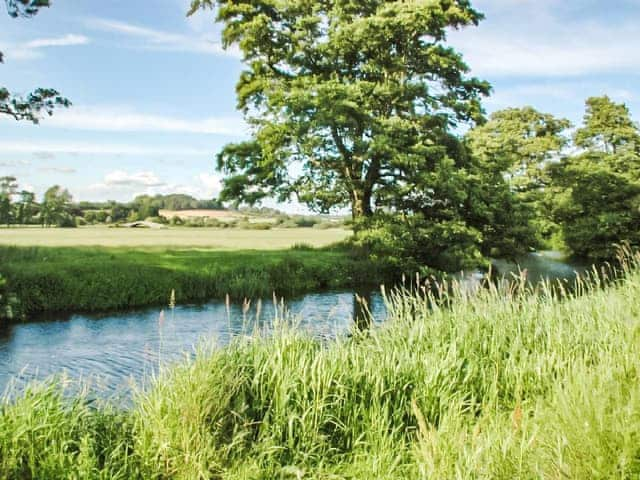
[0,186,226,227]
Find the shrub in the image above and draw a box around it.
[0,274,20,321]
[294,216,319,228]
[239,222,272,230]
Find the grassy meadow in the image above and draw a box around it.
[0,226,351,249]
[0,227,384,316]
[1,254,640,478]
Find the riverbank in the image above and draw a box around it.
[0,245,388,316]
[1,254,639,478]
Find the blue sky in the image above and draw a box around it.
[1,0,639,207]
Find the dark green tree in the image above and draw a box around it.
[574,96,640,155]
[41,185,73,227]
[15,190,36,224]
[191,0,490,221]
[1,0,70,123]
[466,107,571,246]
[551,156,640,260]
[0,176,18,226]
[552,97,640,259]
[466,107,571,194]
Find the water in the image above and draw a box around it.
[0,251,588,397]
[0,291,387,397]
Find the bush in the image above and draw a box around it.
[57,214,77,228]
[313,221,335,230]
[0,274,20,321]
[238,221,272,230]
[205,218,222,228]
[185,218,206,228]
[352,213,486,274]
[294,216,319,228]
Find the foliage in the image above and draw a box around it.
[551,96,640,260]
[1,0,70,123]
[574,96,640,154]
[3,253,640,477]
[192,0,490,220]
[40,185,74,227]
[352,148,538,268]
[5,0,49,19]
[0,245,384,316]
[466,107,571,193]
[465,107,571,247]
[0,176,18,226]
[551,154,640,260]
[353,212,484,274]
[0,273,20,320]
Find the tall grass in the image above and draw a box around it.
[2,253,640,478]
[0,246,385,317]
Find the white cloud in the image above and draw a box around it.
[5,34,89,60]
[197,172,222,197]
[38,166,77,174]
[40,106,247,135]
[104,170,166,187]
[0,159,30,168]
[26,34,89,49]
[448,3,640,78]
[0,140,214,156]
[80,170,223,202]
[86,18,240,58]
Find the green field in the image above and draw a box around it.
[0,227,392,317]
[0,226,351,249]
[2,255,639,478]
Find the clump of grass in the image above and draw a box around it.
[2,253,640,478]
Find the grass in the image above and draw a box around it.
[0,226,351,248]
[0,245,384,316]
[1,254,640,478]
[0,227,380,317]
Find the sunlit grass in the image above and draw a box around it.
[0,226,351,249]
[0,245,378,315]
[1,253,640,478]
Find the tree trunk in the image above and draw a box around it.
[351,187,373,230]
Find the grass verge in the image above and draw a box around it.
[1,255,640,478]
[0,245,386,316]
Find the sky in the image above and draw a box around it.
[0,0,639,207]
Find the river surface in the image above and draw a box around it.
[0,251,589,396]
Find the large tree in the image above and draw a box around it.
[1,0,70,123]
[191,0,490,221]
[41,185,73,227]
[466,107,571,246]
[551,96,640,260]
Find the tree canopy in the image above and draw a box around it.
[550,96,640,260]
[574,96,640,155]
[191,0,490,220]
[1,0,70,123]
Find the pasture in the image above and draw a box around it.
[0,226,351,249]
